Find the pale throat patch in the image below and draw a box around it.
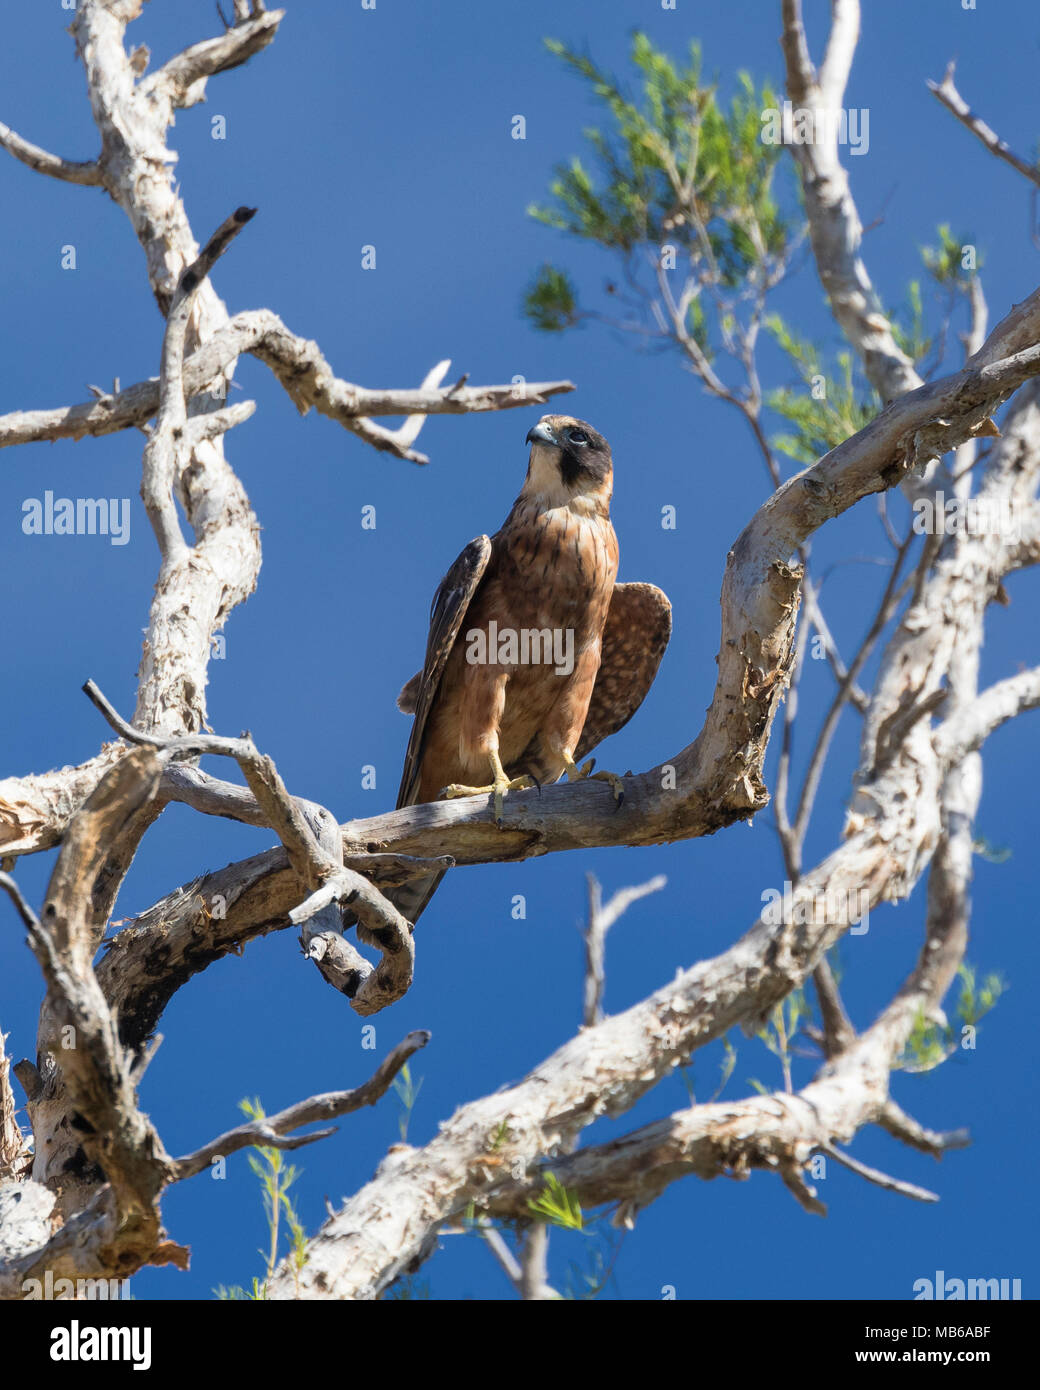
[523,443,610,513]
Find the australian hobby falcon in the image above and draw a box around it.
[392,414,671,924]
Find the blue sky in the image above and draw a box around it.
[1,0,1038,1300]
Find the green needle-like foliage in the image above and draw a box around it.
[524,32,792,349]
[766,314,878,465]
[898,964,1005,1073]
[213,1097,309,1299]
[921,223,983,286]
[529,35,786,269]
[392,1061,424,1142]
[524,264,579,332]
[529,1171,585,1231]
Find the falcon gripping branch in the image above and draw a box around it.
[392,414,671,924]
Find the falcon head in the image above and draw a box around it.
[523,414,613,506]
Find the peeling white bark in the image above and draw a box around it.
[780,0,921,404]
[1,0,1039,1302]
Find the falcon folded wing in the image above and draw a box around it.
[574,581,671,764]
[396,534,492,809]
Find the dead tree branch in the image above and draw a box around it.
[0,119,102,186]
[170,1030,430,1181]
[780,0,920,404]
[0,309,575,460]
[928,62,1040,191]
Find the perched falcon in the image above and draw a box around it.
[393,414,671,924]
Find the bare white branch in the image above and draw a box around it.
[0,310,575,463]
[583,874,667,1027]
[140,9,284,110]
[929,61,1040,190]
[170,1030,429,1180]
[935,667,1040,763]
[0,1030,29,1181]
[780,0,921,404]
[0,119,102,185]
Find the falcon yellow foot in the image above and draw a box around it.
[563,754,625,808]
[442,752,533,825]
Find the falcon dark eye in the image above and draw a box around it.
[567,428,589,446]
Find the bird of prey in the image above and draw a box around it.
[393,414,671,925]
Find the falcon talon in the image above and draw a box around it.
[561,752,623,807]
[439,775,532,826]
[492,774,534,825]
[590,769,625,807]
[441,783,484,800]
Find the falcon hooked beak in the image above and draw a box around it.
[525,418,558,447]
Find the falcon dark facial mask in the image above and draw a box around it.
[526,416,612,488]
